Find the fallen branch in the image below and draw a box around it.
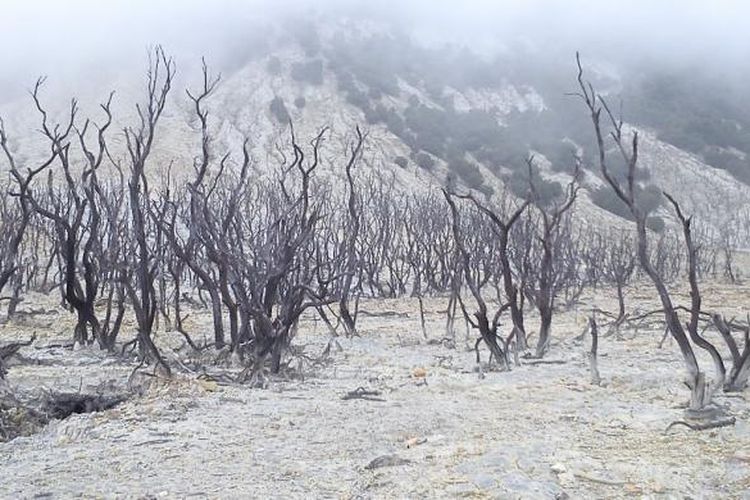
[134,438,172,447]
[197,371,236,386]
[0,334,36,360]
[573,472,627,486]
[34,342,75,350]
[341,387,385,402]
[0,334,36,378]
[358,310,409,318]
[523,359,566,366]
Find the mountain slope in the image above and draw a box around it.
[1,20,748,243]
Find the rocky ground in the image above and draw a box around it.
[1,284,749,499]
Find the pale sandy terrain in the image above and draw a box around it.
[1,284,749,499]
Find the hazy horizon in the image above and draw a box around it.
[2,0,748,89]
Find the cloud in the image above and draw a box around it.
[1,0,748,90]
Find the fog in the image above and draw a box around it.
[2,0,749,90]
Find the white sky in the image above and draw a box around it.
[2,0,748,85]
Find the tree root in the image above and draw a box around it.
[664,416,736,434]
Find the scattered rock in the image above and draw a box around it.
[405,436,426,448]
[364,454,411,470]
[550,462,567,474]
[624,483,643,494]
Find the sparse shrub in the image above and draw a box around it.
[368,87,383,100]
[266,56,282,76]
[414,152,435,170]
[345,87,370,110]
[364,104,391,124]
[291,60,324,85]
[646,216,665,233]
[449,156,484,189]
[591,186,629,219]
[543,141,577,172]
[703,149,750,185]
[394,156,408,168]
[449,109,502,153]
[476,183,495,197]
[405,104,449,157]
[504,166,563,206]
[269,96,290,124]
[383,109,406,137]
[294,96,306,109]
[591,183,662,219]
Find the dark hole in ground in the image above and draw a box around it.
[1,391,127,442]
[40,393,127,420]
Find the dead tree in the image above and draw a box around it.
[33,91,115,347]
[153,58,232,351]
[232,126,340,378]
[456,192,530,351]
[525,156,580,357]
[0,79,107,348]
[0,82,67,304]
[712,315,750,391]
[575,53,725,412]
[716,219,740,283]
[666,193,727,405]
[185,145,251,353]
[443,190,510,369]
[404,195,435,338]
[93,166,130,351]
[338,127,366,335]
[0,190,29,317]
[651,231,683,284]
[601,232,637,333]
[123,46,174,375]
[579,231,607,289]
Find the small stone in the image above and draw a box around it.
[624,483,642,494]
[551,463,567,474]
[405,436,426,448]
[198,379,218,392]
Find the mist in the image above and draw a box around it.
[2,0,749,91]
[4,2,750,496]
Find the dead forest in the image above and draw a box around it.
[0,47,749,453]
